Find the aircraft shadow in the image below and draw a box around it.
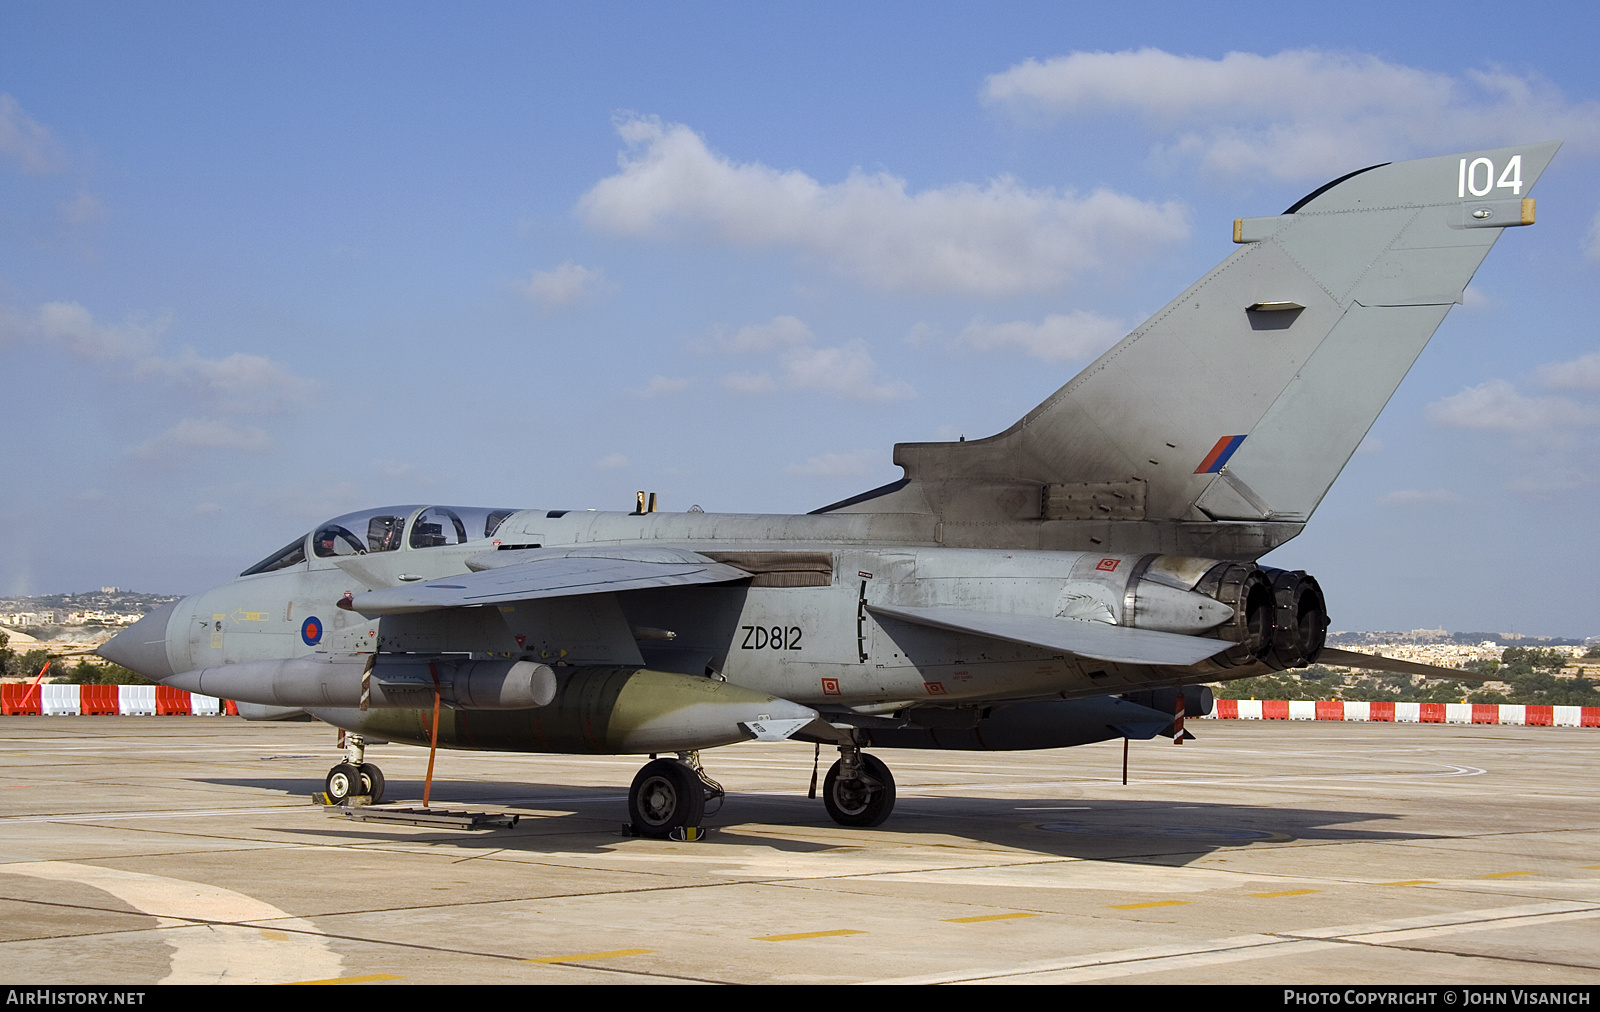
[204,776,1431,863]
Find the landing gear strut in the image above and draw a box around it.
[627,751,724,838]
[325,733,385,805]
[822,746,895,827]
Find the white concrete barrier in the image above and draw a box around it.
[40,684,80,716]
[118,685,156,716]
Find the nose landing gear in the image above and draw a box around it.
[324,733,385,805]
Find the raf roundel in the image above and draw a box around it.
[300,616,322,646]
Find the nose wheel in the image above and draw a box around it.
[324,762,385,804]
[325,733,385,805]
[822,750,895,827]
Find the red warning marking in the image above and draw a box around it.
[924,681,947,695]
[1096,558,1120,572]
[514,634,526,647]
[821,678,841,695]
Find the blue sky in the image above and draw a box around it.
[3,2,1598,635]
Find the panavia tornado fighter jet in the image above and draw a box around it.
[101,143,1558,835]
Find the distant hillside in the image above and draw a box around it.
[1327,629,1587,647]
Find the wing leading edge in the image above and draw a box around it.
[350,546,752,616]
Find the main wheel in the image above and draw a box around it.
[823,754,896,827]
[325,763,361,803]
[628,759,706,838]
[357,763,385,804]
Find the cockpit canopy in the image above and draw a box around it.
[240,505,519,576]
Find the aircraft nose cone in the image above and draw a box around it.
[97,600,179,680]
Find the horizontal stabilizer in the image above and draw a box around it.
[868,604,1228,667]
[1317,647,1495,682]
[352,546,751,615]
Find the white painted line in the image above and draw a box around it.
[1343,909,1600,944]
[1285,900,1599,939]
[1,861,343,984]
[865,900,1600,985]
[0,806,310,824]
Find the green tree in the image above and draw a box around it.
[52,660,152,686]
[16,649,52,680]
[1499,646,1568,673]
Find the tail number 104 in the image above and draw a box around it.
[1459,155,1522,198]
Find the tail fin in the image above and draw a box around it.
[820,142,1560,557]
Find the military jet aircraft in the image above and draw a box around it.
[101,143,1559,836]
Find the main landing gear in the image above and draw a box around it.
[622,743,896,837]
[627,751,724,839]
[325,733,385,805]
[822,744,895,827]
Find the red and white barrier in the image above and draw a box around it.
[1207,699,1599,727]
[5,684,1598,727]
[0,683,234,716]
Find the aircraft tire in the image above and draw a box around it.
[325,763,361,803]
[823,754,895,827]
[357,763,385,805]
[628,759,706,838]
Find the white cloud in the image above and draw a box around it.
[129,419,273,459]
[134,349,313,414]
[714,315,913,402]
[1380,488,1462,506]
[785,450,880,478]
[27,302,313,414]
[37,301,160,360]
[985,49,1600,180]
[718,315,813,352]
[905,322,939,348]
[520,262,609,307]
[642,376,692,397]
[0,94,67,175]
[1506,469,1595,496]
[721,372,777,395]
[59,191,106,225]
[1427,379,1599,433]
[1537,351,1600,391]
[1586,207,1600,263]
[1461,286,1489,310]
[779,342,913,402]
[960,310,1126,363]
[578,116,1189,296]
[595,453,630,470]
[374,460,421,480]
